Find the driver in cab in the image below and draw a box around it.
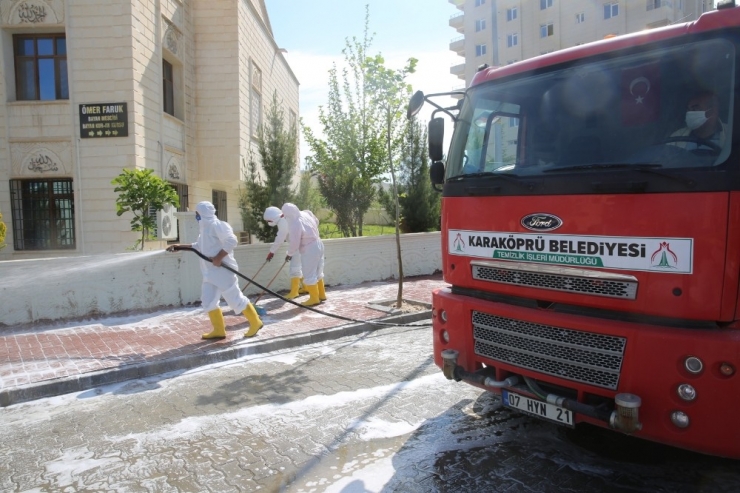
[669,90,726,152]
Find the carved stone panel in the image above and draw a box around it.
[1,0,64,25]
[165,152,184,183]
[11,141,71,177]
[162,18,182,58]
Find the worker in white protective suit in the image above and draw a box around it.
[281,202,326,306]
[166,201,263,339]
[263,206,307,299]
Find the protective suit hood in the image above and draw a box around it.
[281,203,301,220]
[264,206,282,225]
[196,201,217,219]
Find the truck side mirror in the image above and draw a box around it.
[407,90,425,119]
[428,117,444,162]
[430,160,445,192]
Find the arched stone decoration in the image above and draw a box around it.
[11,141,71,177]
[22,147,64,175]
[163,20,182,57]
[2,0,64,25]
[165,154,184,182]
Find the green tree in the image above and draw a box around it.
[293,168,325,213]
[397,120,440,232]
[303,6,385,237]
[241,91,298,243]
[379,141,441,234]
[0,211,7,250]
[364,50,417,307]
[112,168,179,250]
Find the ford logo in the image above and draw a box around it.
[521,213,562,232]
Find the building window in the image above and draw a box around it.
[540,23,554,37]
[475,19,486,31]
[647,0,671,9]
[289,110,297,134]
[604,2,619,19]
[576,12,585,23]
[163,60,174,116]
[506,59,517,65]
[212,190,227,221]
[10,179,75,250]
[540,0,553,10]
[507,8,518,21]
[251,63,262,139]
[507,33,518,47]
[475,0,485,6]
[170,183,189,212]
[677,0,683,9]
[14,34,68,101]
[509,118,519,128]
[475,44,487,57]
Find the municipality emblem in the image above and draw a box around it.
[651,242,678,269]
[453,233,465,252]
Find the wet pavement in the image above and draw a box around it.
[3,325,738,492]
[0,275,443,407]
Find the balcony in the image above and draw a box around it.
[450,62,465,78]
[646,18,671,28]
[449,12,464,32]
[450,35,465,55]
[449,0,464,10]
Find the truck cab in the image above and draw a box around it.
[414,5,740,458]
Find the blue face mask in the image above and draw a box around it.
[195,212,201,222]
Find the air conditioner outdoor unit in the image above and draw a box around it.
[156,203,178,240]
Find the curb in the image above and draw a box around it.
[0,310,432,408]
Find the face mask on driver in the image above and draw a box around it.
[685,110,708,130]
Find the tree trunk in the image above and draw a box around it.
[388,114,403,308]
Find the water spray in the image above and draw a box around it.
[171,246,432,328]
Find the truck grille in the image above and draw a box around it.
[472,311,626,390]
[472,261,638,299]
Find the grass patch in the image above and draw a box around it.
[319,223,397,238]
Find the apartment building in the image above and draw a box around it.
[0,0,299,259]
[449,0,710,86]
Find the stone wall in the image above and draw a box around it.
[0,229,442,326]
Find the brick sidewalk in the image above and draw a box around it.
[0,275,446,406]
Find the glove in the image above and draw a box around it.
[285,255,292,262]
[266,252,274,262]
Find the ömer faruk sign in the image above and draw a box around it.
[79,102,128,138]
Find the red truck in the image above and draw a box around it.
[408,3,740,458]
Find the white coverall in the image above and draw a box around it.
[192,202,250,314]
[282,203,324,285]
[270,216,303,278]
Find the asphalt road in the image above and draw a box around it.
[2,323,738,492]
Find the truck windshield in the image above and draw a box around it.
[447,38,735,179]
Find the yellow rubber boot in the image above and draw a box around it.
[203,309,227,339]
[298,278,309,294]
[301,284,321,307]
[285,277,302,300]
[318,279,327,301]
[242,303,264,338]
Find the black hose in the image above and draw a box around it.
[174,246,433,328]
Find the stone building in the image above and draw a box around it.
[0,0,299,259]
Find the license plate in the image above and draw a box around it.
[502,390,575,427]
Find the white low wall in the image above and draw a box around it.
[0,228,441,326]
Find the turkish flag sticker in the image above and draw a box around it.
[621,63,661,126]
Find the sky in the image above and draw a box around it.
[262,0,461,167]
